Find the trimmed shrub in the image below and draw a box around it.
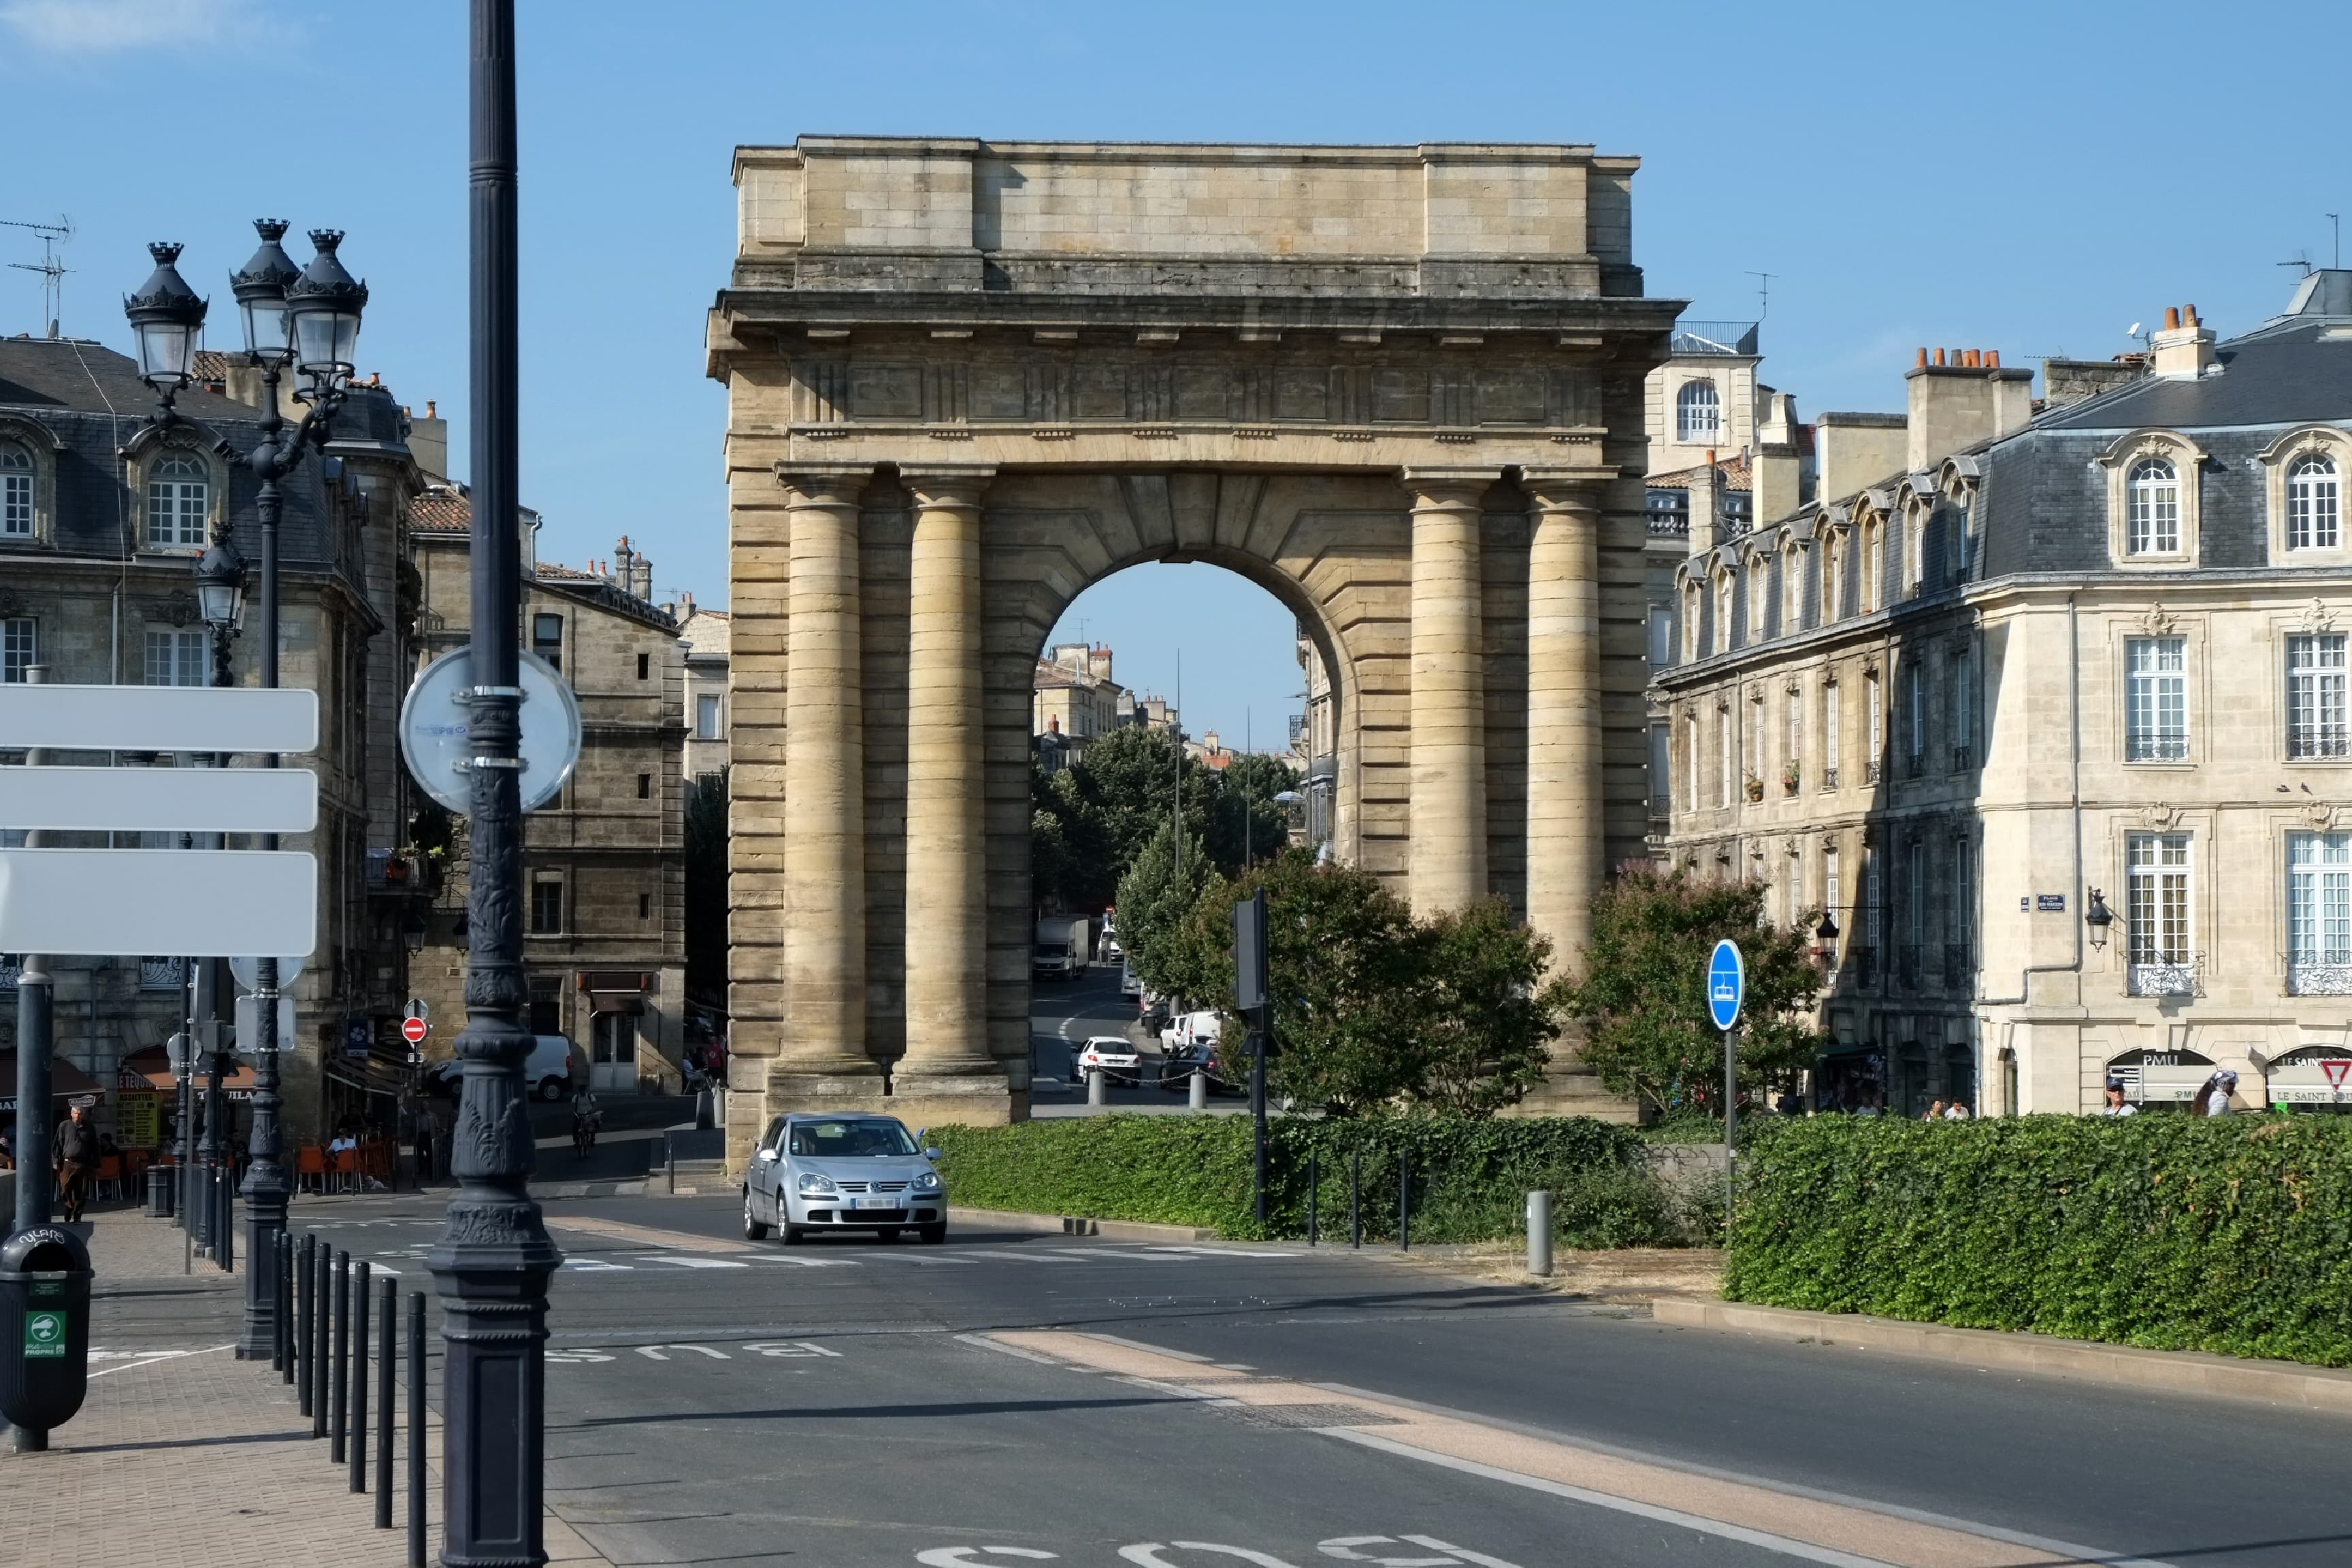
[929,1113,1691,1247]
[1727,1115,2352,1366]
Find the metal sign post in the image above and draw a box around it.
[1708,939,1746,1239]
[1233,888,1270,1232]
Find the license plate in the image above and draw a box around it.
[853,1195,898,1210]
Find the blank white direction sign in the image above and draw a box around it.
[0,683,317,753]
[0,766,316,834]
[0,849,316,957]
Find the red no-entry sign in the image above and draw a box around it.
[401,1016,429,1046]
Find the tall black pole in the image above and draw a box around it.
[428,6,557,1563]
[12,664,52,1237]
[240,371,291,1358]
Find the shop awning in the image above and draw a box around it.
[581,969,652,1015]
[324,1055,412,1098]
[2266,1051,2352,1105]
[0,1050,105,1112]
[113,1045,258,1099]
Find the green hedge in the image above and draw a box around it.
[928,1113,1692,1246]
[1727,1115,2352,1366]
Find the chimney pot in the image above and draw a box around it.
[1962,348,1979,368]
[1987,349,2000,368]
[426,399,436,417]
[2185,304,2199,327]
[1915,347,1928,368]
[2164,306,2180,330]
[1705,448,1716,467]
[1933,348,1946,367]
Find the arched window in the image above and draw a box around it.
[1825,534,1846,621]
[2126,459,2180,555]
[1682,580,1702,661]
[1783,543,1806,632]
[1748,559,1769,641]
[147,452,209,548]
[1860,520,1882,612]
[2289,455,2340,551]
[1676,380,1720,442]
[0,444,30,538]
[1714,571,1735,652]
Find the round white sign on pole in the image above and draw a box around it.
[397,648,582,816]
[229,952,308,990]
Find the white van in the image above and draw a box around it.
[428,1035,578,1102]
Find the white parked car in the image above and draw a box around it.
[743,1114,945,1245]
[1072,1035,1142,1086]
[1120,960,1142,998]
[1159,1009,1224,1056]
[428,1034,576,1102]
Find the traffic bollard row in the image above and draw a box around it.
[296,1234,314,1416]
[376,1275,395,1528]
[350,1258,370,1493]
[270,1240,429,1551]
[330,1248,349,1464]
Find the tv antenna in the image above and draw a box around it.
[3,216,74,338]
[1746,270,1776,322]
[2277,249,2313,280]
[2331,214,2342,270]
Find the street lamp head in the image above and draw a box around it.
[2084,887,2114,951]
[1271,790,1305,804]
[192,537,248,631]
[286,229,367,387]
[1814,910,1840,942]
[229,218,300,365]
[123,241,208,394]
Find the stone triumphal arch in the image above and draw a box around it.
[708,138,1676,1160]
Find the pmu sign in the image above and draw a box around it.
[0,685,318,958]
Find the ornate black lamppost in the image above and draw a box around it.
[425,5,559,1561]
[127,220,368,1358]
[190,540,245,1241]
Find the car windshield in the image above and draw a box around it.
[788,1120,918,1158]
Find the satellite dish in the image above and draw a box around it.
[2127,322,2142,338]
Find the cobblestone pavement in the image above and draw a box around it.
[5,1207,604,1567]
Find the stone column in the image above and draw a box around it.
[1405,470,1494,913]
[894,466,1011,1127]
[1522,472,1610,974]
[777,467,883,1107]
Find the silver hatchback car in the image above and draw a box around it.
[742,1113,947,1245]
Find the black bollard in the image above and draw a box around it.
[408,1290,427,1567]
[376,1275,394,1526]
[1399,1149,1411,1252]
[350,1258,370,1492]
[330,1249,348,1463]
[272,1232,289,1374]
[296,1235,314,1416]
[312,1243,330,1437]
[1307,1147,1319,1247]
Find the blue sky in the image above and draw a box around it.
[3,0,2339,747]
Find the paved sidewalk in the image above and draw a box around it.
[5,1208,607,1567]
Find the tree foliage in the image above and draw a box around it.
[1137,849,1567,1118]
[1564,864,1826,1118]
[1111,818,1212,997]
[1030,723,1295,913]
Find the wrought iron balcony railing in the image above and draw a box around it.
[2288,961,2352,996]
[2128,955,2202,997]
[138,956,186,991]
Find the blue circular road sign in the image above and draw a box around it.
[1708,938,1745,1031]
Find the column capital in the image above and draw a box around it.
[1519,467,1614,509]
[1400,467,1500,507]
[900,463,998,509]
[774,462,876,504]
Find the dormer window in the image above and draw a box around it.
[147,451,209,549]
[2127,459,2180,555]
[1677,380,1720,442]
[2289,455,2341,551]
[0,445,31,537]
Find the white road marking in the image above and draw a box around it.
[742,1340,842,1358]
[632,1253,749,1269]
[88,1344,233,1378]
[745,1254,864,1267]
[915,1550,1058,1566]
[1121,1546,1302,1567]
[1318,1538,1520,1568]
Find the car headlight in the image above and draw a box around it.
[912,1170,942,1192]
[796,1173,838,1195]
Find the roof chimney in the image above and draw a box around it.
[1906,346,2034,471]
[1688,453,1722,557]
[2151,303,2217,378]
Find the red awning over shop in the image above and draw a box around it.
[114,1045,258,1096]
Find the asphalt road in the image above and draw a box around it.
[98,1187,2352,1568]
[1030,962,1247,1115]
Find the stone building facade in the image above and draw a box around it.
[0,336,423,1141]
[1653,275,2352,1116]
[1031,641,1126,770]
[709,136,1673,1156]
[677,595,731,789]
[408,489,689,1095]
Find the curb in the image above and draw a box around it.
[1652,1297,2352,1414]
[947,1205,1220,1243]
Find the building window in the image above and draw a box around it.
[2,619,32,683]
[1747,691,1765,796]
[146,453,209,549]
[144,627,207,687]
[2127,833,2194,992]
[1864,672,1883,783]
[1718,704,1733,808]
[1823,679,1841,789]
[1648,722,1671,810]
[531,612,564,674]
[1748,566,1769,644]
[1862,850,1883,952]
[1904,663,1925,772]
[697,693,722,738]
[2288,456,2340,551]
[2125,459,2180,555]
[636,651,650,680]
[2124,636,2188,761]
[1860,521,1882,612]
[1823,843,1842,944]
[530,875,564,935]
[1714,573,1734,653]
[1949,836,1974,960]
[527,976,562,1036]
[1784,683,1802,794]
[1948,648,1974,768]
[2287,633,2349,760]
[1825,535,1846,619]
[1,445,31,537]
[638,892,652,919]
[637,772,651,800]
[1676,380,1720,442]
[2289,833,2352,993]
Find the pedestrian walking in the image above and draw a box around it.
[2187,1069,2238,1117]
[53,1099,101,1222]
[1924,1098,1947,1122]
[2100,1079,2138,1117]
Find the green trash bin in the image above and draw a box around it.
[0,1226,93,1450]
